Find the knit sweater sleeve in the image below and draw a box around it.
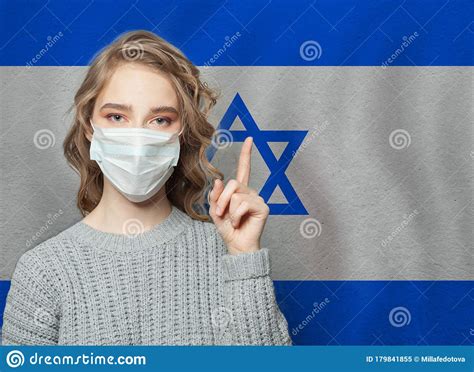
[214,238,293,345]
[1,249,60,345]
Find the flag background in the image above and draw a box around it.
[0,0,472,345]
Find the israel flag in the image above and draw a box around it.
[0,0,472,345]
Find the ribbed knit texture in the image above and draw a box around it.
[1,206,292,345]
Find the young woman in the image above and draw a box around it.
[1,30,292,345]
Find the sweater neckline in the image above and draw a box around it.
[69,206,193,252]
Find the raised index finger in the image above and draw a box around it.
[236,136,252,186]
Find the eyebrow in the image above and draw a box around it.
[99,103,179,116]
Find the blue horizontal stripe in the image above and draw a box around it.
[274,280,474,345]
[0,0,472,66]
[1,280,472,345]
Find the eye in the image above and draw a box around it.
[151,117,171,126]
[106,114,125,123]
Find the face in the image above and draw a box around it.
[88,63,182,138]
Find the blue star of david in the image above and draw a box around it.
[206,93,308,215]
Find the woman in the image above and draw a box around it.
[1,30,292,345]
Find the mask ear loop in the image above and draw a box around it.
[171,126,184,140]
[88,119,97,142]
[167,126,184,143]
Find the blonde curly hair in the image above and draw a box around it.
[63,30,223,221]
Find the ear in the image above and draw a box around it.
[84,122,93,142]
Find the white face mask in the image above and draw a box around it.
[89,121,181,203]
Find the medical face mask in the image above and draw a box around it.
[89,121,181,203]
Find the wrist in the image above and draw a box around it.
[227,244,260,256]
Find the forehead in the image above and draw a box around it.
[96,63,178,108]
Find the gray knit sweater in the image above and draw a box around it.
[1,206,292,345]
